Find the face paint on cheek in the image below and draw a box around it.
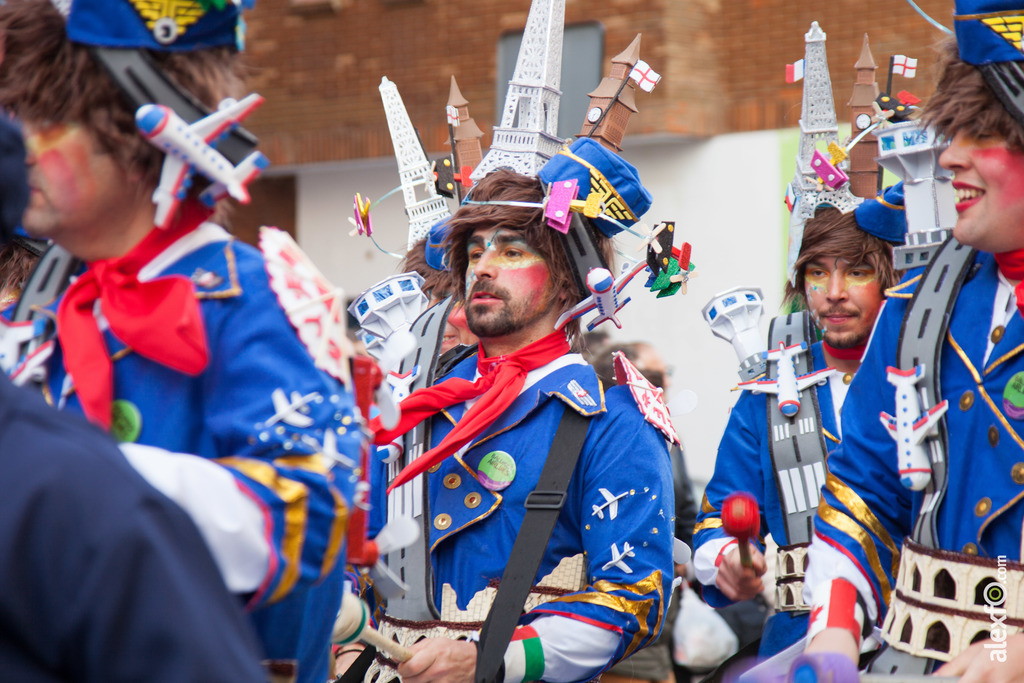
[976,146,1024,206]
[31,124,97,211]
[502,261,550,295]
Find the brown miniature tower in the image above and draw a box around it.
[578,34,641,152]
[847,34,881,198]
[447,76,484,176]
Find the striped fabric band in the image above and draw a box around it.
[502,625,545,683]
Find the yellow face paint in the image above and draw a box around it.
[804,263,877,292]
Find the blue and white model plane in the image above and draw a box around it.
[737,342,835,417]
[879,364,947,490]
[555,261,648,332]
[135,93,269,229]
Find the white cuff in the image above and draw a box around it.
[120,443,270,593]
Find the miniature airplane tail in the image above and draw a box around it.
[200,151,270,207]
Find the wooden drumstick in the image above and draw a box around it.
[332,593,414,663]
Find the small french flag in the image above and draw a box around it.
[786,59,805,84]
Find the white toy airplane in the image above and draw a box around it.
[879,365,948,491]
[591,488,627,520]
[135,93,269,229]
[602,542,636,573]
[738,342,835,417]
[555,261,649,332]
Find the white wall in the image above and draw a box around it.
[292,129,790,485]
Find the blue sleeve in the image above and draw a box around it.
[693,389,771,607]
[199,245,362,608]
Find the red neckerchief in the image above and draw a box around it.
[994,250,1024,320]
[822,341,866,361]
[372,331,570,493]
[56,204,212,428]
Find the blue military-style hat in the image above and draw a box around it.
[853,182,907,244]
[538,137,652,237]
[59,0,251,52]
[954,0,1024,125]
[954,0,1024,65]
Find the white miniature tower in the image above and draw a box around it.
[874,121,956,269]
[348,272,429,360]
[471,0,566,180]
[702,287,767,381]
[379,77,452,250]
[787,22,861,281]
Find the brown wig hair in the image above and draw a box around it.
[920,37,1024,152]
[0,0,245,191]
[400,237,452,301]
[0,240,38,303]
[784,206,900,309]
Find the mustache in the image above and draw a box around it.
[819,306,859,318]
[468,282,508,300]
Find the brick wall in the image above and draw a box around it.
[242,0,952,164]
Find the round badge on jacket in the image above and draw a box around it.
[477,450,516,491]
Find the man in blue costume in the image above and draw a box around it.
[804,2,1024,680]
[0,80,266,683]
[365,140,677,683]
[693,193,904,659]
[0,3,361,682]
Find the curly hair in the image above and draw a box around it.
[444,169,615,344]
[920,37,1024,152]
[784,207,900,309]
[0,0,245,190]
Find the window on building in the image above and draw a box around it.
[496,22,604,140]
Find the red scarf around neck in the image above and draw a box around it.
[822,340,866,362]
[995,250,1024,320]
[57,205,212,429]
[372,331,571,493]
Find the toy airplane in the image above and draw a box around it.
[879,365,948,491]
[555,261,649,331]
[591,488,627,520]
[738,342,835,417]
[602,542,636,573]
[136,93,270,229]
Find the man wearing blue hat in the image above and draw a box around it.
[0,91,266,683]
[0,3,361,682]
[357,147,675,683]
[692,191,904,667]
[803,2,1024,679]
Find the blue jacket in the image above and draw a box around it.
[694,341,840,655]
[816,252,1024,622]
[9,225,361,683]
[376,354,676,677]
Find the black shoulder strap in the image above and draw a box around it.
[765,311,830,545]
[474,406,591,683]
[896,238,975,548]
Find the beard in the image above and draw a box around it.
[818,307,868,349]
[465,282,556,338]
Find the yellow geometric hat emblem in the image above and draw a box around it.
[983,15,1024,54]
[129,0,206,44]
